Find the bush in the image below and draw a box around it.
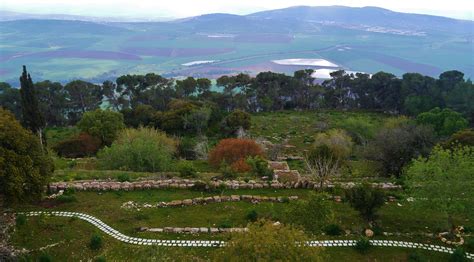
[219,221,232,229]
[365,121,435,178]
[354,237,371,253]
[77,109,125,146]
[56,195,77,203]
[246,210,258,222]
[416,108,468,137]
[449,248,469,262]
[443,129,474,148]
[16,214,27,227]
[214,220,324,261]
[219,162,238,179]
[209,138,264,172]
[221,110,251,136]
[283,193,334,234]
[94,256,106,262]
[0,108,54,203]
[323,224,343,236]
[89,234,103,250]
[177,161,197,178]
[53,133,101,158]
[97,127,176,172]
[117,173,131,182]
[246,156,273,178]
[345,183,385,222]
[38,252,52,262]
[465,238,474,253]
[408,251,427,262]
[191,181,209,191]
[177,136,197,160]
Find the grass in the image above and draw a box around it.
[12,188,463,261]
[13,216,452,261]
[249,110,392,154]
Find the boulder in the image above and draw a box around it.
[365,229,374,238]
[230,195,240,201]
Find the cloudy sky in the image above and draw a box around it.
[1,0,473,20]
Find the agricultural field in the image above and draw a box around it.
[1,6,472,84]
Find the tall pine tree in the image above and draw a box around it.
[19,65,46,149]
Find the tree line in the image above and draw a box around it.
[1,69,472,128]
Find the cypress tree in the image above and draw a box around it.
[19,65,46,149]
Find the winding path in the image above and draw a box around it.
[20,211,474,259]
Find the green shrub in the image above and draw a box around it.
[97,127,176,172]
[280,197,290,203]
[56,195,77,203]
[219,221,232,228]
[449,248,469,262]
[354,237,371,254]
[16,214,27,227]
[177,161,198,178]
[52,133,101,158]
[64,187,76,195]
[134,213,149,221]
[465,238,474,253]
[246,156,273,178]
[38,252,52,262]
[219,162,237,179]
[345,183,385,222]
[246,210,258,222]
[117,173,131,182]
[283,193,334,234]
[89,234,103,250]
[191,181,209,191]
[323,224,343,236]
[94,256,106,262]
[408,251,427,262]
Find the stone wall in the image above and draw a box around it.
[48,178,401,193]
[121,195,299,210]
[139,227,248,234]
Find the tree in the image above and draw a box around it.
[345,183,385,223]
[97,127,177,172]
[52,133,101,158]
[196,78,212,96]
[406,146,474,231]
[445,80,474,124]
[0,108,53,203]
[0,82,22,120]
[438,70,465,93]
[182,107,212,136]
[305,129,353,189]
[365,120,435,177]
[221,110,251,136]
[64,80,102,123]
[284,193,334,233]
[77,109,125,147]
[443,129,474,148]
[19,65,46,148]
[208,138,264,172]
[214,220,324,262]
[35,80,68,126]
[176,77,197,97]
[121,104,158,128]
[416,108,468,137]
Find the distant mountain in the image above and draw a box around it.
[247,6,473,35]
[0,6,472,84]
[0,10,173,22]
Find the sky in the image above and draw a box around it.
[1,0,473,20]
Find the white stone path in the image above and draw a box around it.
[20,211,474,259]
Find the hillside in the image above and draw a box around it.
[0,6,472,84]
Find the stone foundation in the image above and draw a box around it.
[48,179,401,193]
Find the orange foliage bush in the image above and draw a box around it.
[209,138,264,172]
